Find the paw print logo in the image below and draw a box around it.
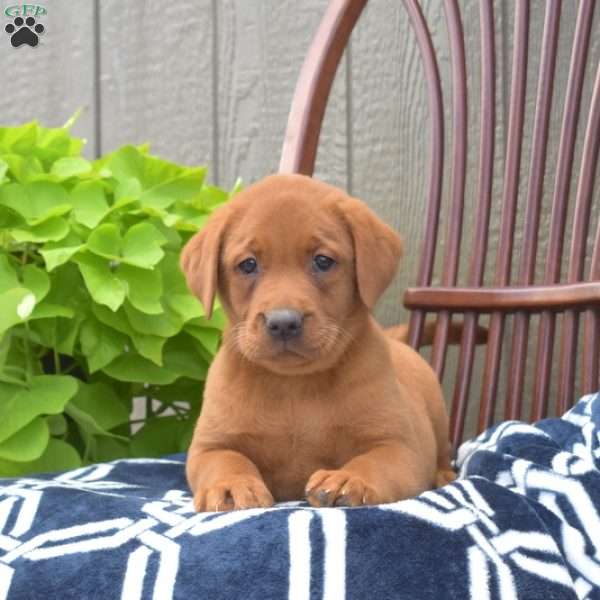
[5,16,44,47]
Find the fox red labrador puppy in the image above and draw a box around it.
[181,174,454,511]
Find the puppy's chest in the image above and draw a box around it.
[223,393,348,470]
[241,400,336,451]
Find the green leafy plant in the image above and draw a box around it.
[0,120,235,476]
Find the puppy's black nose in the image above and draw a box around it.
[264,309,304,340]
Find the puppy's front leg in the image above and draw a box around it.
[305,443,433,507]
[187,449,274,512]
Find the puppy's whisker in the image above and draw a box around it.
[316,320,353,354]
[239,333,262,362]
[224,322,249,354]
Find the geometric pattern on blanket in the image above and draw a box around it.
[0,392,598,599]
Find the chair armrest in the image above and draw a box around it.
[404,281,600,312]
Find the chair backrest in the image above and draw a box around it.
[279,0,600,450]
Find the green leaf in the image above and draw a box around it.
[130,416,187,458]
[159,254,201,317]
[151,220,182,250]
[50,157,92,179]
[0,288,35,335]
[11,216,69,243]
[106,145,201,194]
[132,334,166,366]
[0,439,80,477]
[1,154,44,183]
[40,241,84,271]
[66,404,128,443]
[0,331,12,373]
[91,304,165,365]
[56,314,85,355]
[36,123,83,162]
[185,325,221,355]
[124,301,182,338]
[102,354,179,384]
[114,177,142,202]
[47,414,67,436]
[22,264,50,302]
[170,206,209,231]
[76,252,126,312]
[0,382,20,401]
[80,318,128,373]
[0,182,71,224]
[0,254,19,293]
[122,222,167,268]
[0,122,38,154]
[28,302,74,320]
[118,263,163,314]
[0,121,230,475]
[138,171,206,210]
[93,437,130,462]
[159,253,204,316]
[87,222,166,269]
[31,314,84,355]
[0,375,78,442]
[0,204,25,229]
[0,417,49,462]
[71,181,109,228]
[188,306,227,330]
[166,293,203,323]
[106,145,145,184]
[178,419,196,452]
[42,261,88,309]
[163,333,209,381]
[91,303,133,335]
[69,382,129,432]
[54,312,85,356]
[151,377,203,406]
[1,371,27,392]
[86,223,121,259]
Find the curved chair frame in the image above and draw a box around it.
[279,0,600,449]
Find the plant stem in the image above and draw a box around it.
[145,396,153,418]
[22,322,33,383]
[62,361,78,374]
[18,246,34,383]
[53,348,61,374]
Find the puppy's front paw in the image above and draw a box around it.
[193,476,274,512]
[305,469,378,507]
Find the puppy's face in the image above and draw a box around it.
[219,193,357,374]
[181,174,402,375]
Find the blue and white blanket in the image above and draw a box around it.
[1,393,600,599]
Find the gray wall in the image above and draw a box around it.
[2,1,599,425]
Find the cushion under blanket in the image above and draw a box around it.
[1,392,600,600]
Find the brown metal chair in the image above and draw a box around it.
[279,0,600,451]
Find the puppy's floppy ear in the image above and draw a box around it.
[339,196,403,309]
[180,207,229,319]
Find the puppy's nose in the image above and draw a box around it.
[264,309,304,341]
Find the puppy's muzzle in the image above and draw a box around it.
[264,309,304,341]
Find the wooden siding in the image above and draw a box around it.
[1,1,599,432]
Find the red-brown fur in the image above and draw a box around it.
[180,174,455,511]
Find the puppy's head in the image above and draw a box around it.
[181,174,402,374]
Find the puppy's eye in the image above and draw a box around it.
[313,255,336,272]
[238,257,258,275]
